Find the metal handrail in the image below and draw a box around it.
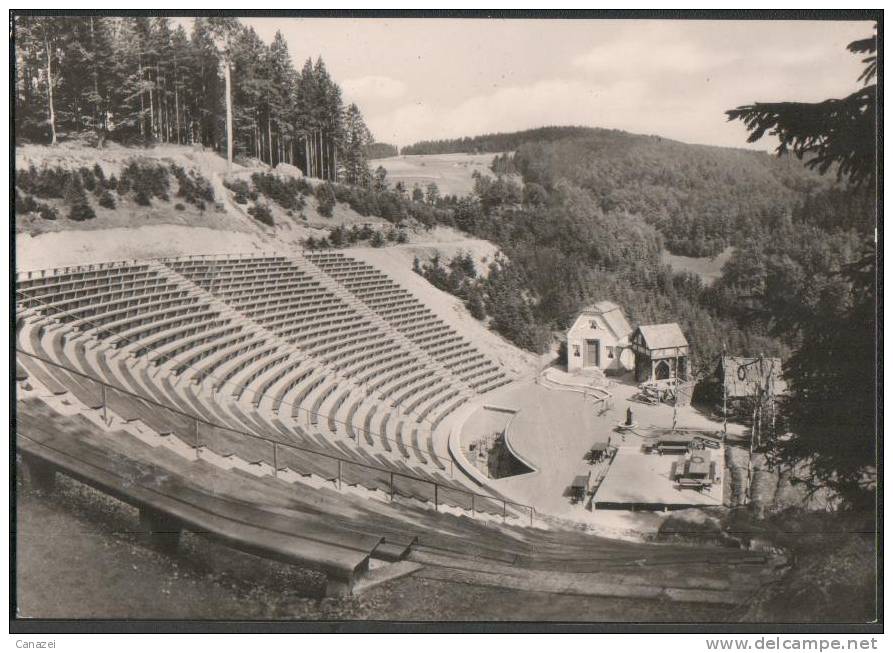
[14,289,458,470]
[16,347,535,525]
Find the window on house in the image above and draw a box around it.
[573,345,580,357]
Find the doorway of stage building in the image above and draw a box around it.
[585,339,600,367]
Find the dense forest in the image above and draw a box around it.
[365,142,399,159]
[13,16,376,182]
[401,126,599,156]
[407,133,870,377]
[411,125,836,257]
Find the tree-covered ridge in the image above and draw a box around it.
[510,130,835,257]
[365,142,399,159]
[408,133,869,374]
[401,126,600,155]
[14,17,375,183]
[405,124,839,257]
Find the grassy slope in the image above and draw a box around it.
[15,143,499,271]
[660,246,735,285]
[370,152,521,197]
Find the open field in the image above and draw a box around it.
[661,247,735,285]
[370,152,519,197]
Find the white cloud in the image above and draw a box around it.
[341,75,408,101]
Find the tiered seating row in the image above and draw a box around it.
[17,255,510,499]
[306,252,510,395]
[164,256,470,460]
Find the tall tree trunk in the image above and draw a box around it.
[318,130,323,178]
[304,135,310,177]
[148,63,155,140]
[322,131,328,180]
[267,114,273,166]
[157,62,167,143]
[44,31,57,146]
[174,80,181,145]
[137,55,145,137]
[255,116,260,160]
[223,58,233,166]
[310,132,316,178]
[90,17,104,148]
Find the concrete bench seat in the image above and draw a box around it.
[139,322,238,363]
[119,313,234,356]
[229,351,295,401]
[55,287,194,323]
[72,297,205,337]
[171,331,258,378]
[209,343,282,392]
[24,276,175,310]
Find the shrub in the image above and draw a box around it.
[223,178,250,204]
[370,231,385,247]
[174,202,186,211]
[466,291,487,320]
[315,183,336,217]
[39,204,59,220]
[63,176,96,221]
[170,164,215,207]
[116,174,130,194]
[328,226,345,247]
[98,190,116,209]
[79,166,97,192]
[396,229,408,244]
[16,165,68,199]
[251,172,306,210]
[134,189,152,206]
[119,159,169,204]
[68,201,96,221]
[247,201,274,227]
[15,190,39,214]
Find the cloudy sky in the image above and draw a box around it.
[228,18,872,150]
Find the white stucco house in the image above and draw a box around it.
[566,301,634,374]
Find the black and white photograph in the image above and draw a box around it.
[10,9,881,631]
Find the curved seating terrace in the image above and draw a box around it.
[16,253,511,493]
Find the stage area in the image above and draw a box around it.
[594,448,723,509]
[461,371,736,522]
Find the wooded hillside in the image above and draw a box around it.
[408,126,833,257]
[14,16,375,184]
[401,126,598,156]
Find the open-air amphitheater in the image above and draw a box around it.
[15,249,778,611]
